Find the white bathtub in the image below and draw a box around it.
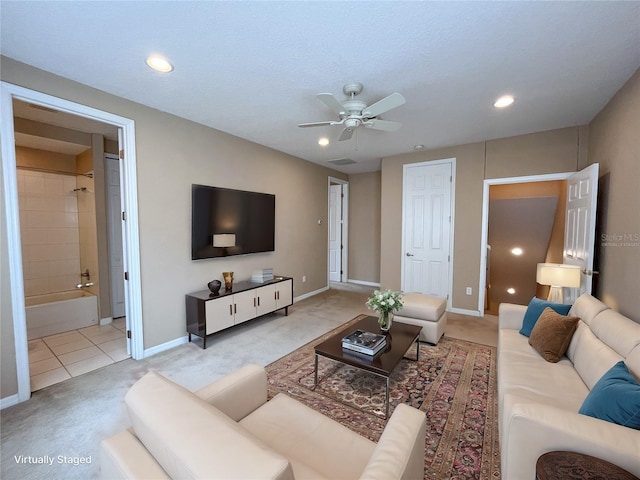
[25,290,99,340]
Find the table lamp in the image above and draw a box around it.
[536,263,581,304]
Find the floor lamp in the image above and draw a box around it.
[536,263,582,304]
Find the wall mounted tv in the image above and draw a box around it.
[191,184,275,260]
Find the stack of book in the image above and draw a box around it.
[251,268,274,283]
[342,330,386,356]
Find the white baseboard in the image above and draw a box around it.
[294,286,329,303]
[142,287,330,358]
[346,279,380,288]
[1,393,21,410]
[448,307,482,317]
[143,335,189,358]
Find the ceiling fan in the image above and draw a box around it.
[298,82,406,141]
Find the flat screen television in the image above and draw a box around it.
[191,184,275,260]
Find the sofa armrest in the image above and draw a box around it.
[101,429,170,479]
[498,303,527,330]
[503,402,640,479]
[359,404,426,480]
[194,364,268,421]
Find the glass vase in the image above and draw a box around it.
[378,311,393,332]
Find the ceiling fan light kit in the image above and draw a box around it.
[299,82,406,142]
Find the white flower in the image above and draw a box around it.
[365,289,404,314]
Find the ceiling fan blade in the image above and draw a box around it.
[362,92,406,117]
[298,121,335,128]
[316,93,345,116]
[364,119,402,132]
[338,127,354,141]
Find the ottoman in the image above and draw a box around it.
[395,293,447,344]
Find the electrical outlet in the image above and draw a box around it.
[302,275,306,283]
[466,287,472,295]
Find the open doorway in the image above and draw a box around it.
[485,180,567,314]
[328,177,348,283]
[12,99,132,391]
[1,82,143,406]
[478,172,573,314]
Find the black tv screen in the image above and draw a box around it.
[191,184,275,260]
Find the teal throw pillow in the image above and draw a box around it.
[579,361,640,429]
[519,297,572,337]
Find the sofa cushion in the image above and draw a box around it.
[589,309,640,360]
[498,330,589,414]
[528,308,579,362]
[125,371,293,480]
[566,321,625,390]
[240,393,375,479]
[519,297,571,337]
[579,361,640,429]
[568,292,609,327]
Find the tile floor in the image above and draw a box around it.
[28,317,129,392]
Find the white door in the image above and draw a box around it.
[106,155,126,318]
[403,161,453,298]
[329,184,342,282]
[563,163,599,303]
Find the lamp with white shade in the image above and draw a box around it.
[536,263,581,304]
[213,234,236,248]
[213,234,236,256]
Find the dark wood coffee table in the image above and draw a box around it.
[314,315,422,418]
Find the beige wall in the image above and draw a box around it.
[348,171,381,284]
[381,127,583,312]
[1,57,345,401]
[381,143,486,311]
[1,152,19,399]
[585,67,640,322]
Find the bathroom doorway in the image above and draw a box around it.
[13,100,130,391]
[1,82,143,405]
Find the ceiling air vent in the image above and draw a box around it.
[328,158,356,166]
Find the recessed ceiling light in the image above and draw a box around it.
[511,247,523,256]
[494,95,515,108]
[507,288,516,295]
[318,137,329,146]
[146,55,173,73]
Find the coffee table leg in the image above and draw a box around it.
[385,376,390,419]
[314,354,318,389]
[416,340,420,361]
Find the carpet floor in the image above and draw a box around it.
[1,284,499,479]
[267,315,501,479]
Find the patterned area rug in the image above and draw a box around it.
[266,314,501,479]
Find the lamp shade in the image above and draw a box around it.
[536,263,581,288]
[213,234,236,248]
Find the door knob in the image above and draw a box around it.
[582,269,600,275]
[406,252,414,257]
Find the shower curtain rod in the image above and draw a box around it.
[17,166,94,178]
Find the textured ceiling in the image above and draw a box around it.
[1,1,639,174]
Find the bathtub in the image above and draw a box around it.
[25,290,99,340]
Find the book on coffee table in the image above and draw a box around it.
[342,329,386,355]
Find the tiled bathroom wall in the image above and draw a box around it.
[17,170,81,296]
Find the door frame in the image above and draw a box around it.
[327,177,348,283]
[0,82,143,407]
[401,158,456,308]
[478,172,573,313]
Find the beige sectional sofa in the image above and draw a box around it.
[101,364,426,479]
[498,293,640,478]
